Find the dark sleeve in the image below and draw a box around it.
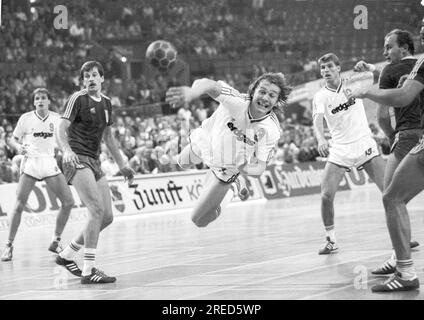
[62,93,81,123]
[107,99,114,126]
[379,65,394,89]
[408,58,424,84]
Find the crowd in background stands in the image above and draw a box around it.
[0,0,411,182]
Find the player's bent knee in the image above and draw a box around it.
[321,191,335,203]
[382,190,402,206]
[62,198,75,210]
[102,214,113,228]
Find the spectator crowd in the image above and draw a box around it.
[0,0,414,182]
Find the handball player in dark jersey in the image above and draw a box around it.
[55,61,134,284]
[350,22,424,292]
[354,29,421,275]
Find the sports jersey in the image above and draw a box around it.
[62,89,113,159]
[379,57,422,132]
[192,81,281,168]
[13,110,60,158]
[312,79,371,144]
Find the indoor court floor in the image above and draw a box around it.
[1,185,424,300]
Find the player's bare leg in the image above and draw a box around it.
[44,174,75,254]
[1,174,36,262]
[56,168,116,283]
[372,153,423,292]
[362,156,385,192]
[318,162,346,254]
[383,154,400,190]
[368,154,419,275]
[191,171,232,228]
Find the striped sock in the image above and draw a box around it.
[325,225,336,242]
[60,239,82,260]
[82,248,96,276]
[396,259,417,280]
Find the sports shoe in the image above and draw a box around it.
[318,237,339,255]
[81,267,116,284]
[232,176,250,201]
[371,272,419,292]
[55,255,82,277]
[371,258,396,275]
[410,241,420,249]
[48,241,63,254]
[1,244,13,262]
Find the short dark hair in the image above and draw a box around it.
[247,72,292,111]
[317,53,341,67]
[31,87,51,104]
[385,29,415,55]
[80,61,105,80]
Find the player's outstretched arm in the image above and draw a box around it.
[354,60,380,84]
[103,126,134,185]
[166,78,222,108]
[351,79,424,107]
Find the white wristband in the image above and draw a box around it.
[368,64,376,72]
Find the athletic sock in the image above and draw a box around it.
[325,225,336,242]
[396,259,417,280]
[82,248,96,276]
[52,236,61,243]
[60,239,82,260]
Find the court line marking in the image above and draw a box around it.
[176,251,411,300]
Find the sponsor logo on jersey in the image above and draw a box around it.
[33,132,54,139]
[227,120,256,146]
[331,98,356,114]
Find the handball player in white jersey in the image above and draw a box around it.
[1,88,75,262]
[312,53,386,255]
[166,73,291,227]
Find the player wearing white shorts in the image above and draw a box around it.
[1,88,75,262]
[166,73,291,227]
[313,53,386,254]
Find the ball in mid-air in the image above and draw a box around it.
[145,40,177,71]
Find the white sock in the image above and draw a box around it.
[397,259,417,280]
[82,248,96,276]
[60,239,82,260]
[325,226,336,242]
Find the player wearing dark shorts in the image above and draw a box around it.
[55,61,134,284]
[354,29,422,275]
[351,22,424,292]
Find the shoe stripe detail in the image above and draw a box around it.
[393,280,403,288]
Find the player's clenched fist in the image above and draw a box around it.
[353,60,375,73]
